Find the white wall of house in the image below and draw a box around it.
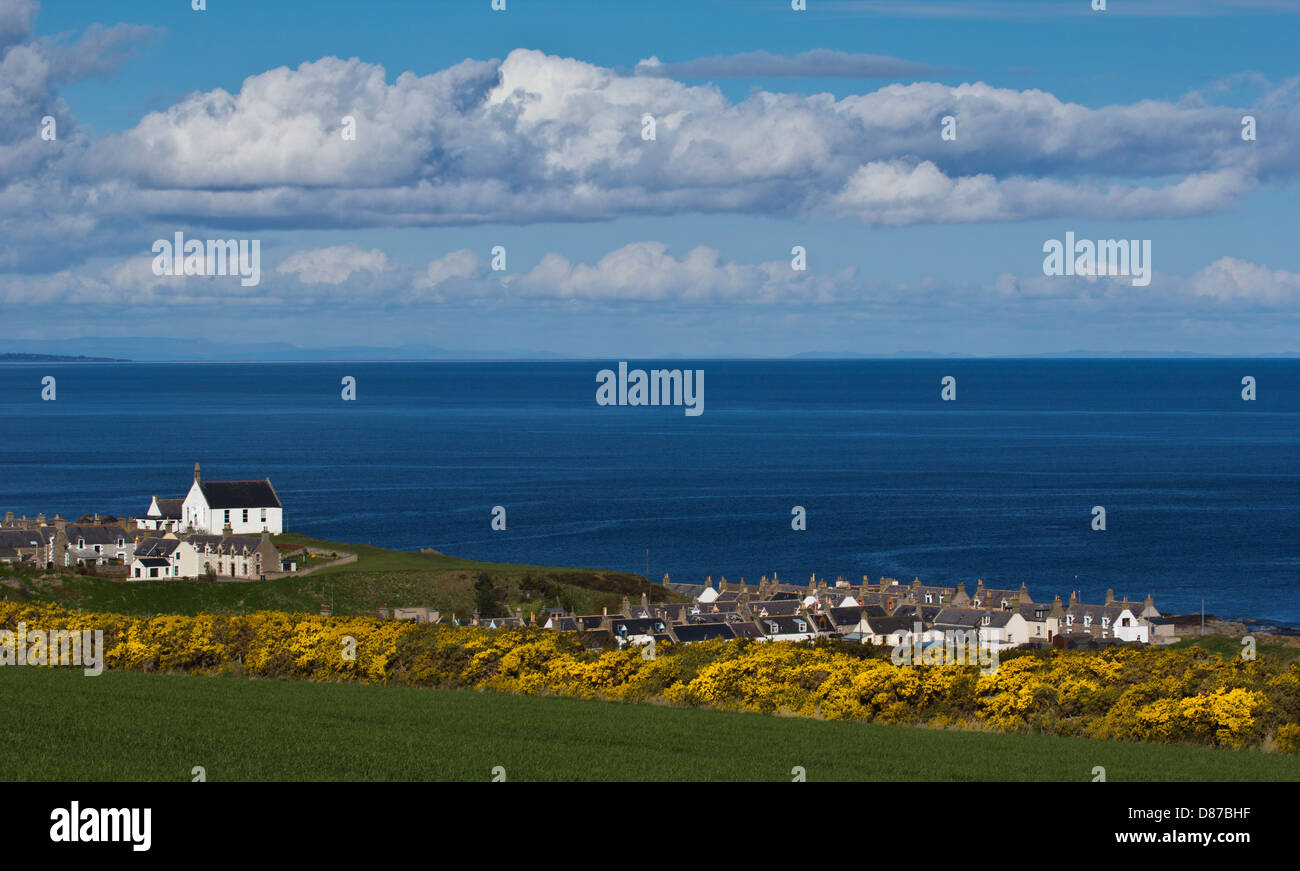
[181,481,282,534]
[1113,608,1150,643]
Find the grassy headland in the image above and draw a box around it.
[0,533,679,618]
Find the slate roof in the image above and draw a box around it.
[135,538,179,558]
[67,525,129,546]
[863,615,914,635]
[828,606,865,627]
[748,599,800,616]
[672,623,734,643]
[0,530,42,548]
[757,615,816,636]
[198,480,281,509]
[150,498,184,518]
[611,617,668,636]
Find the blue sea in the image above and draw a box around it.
[1,359,1297,624]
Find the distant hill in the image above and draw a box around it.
[0,352,129,363]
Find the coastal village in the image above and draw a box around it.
[440,572,1176,652]
[1,463,1175,652]
[0,463,313,582]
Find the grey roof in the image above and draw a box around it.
[151,498,184,518]
[0,530,42,548]
[136,538,179,557]
[611,617,668,636]
[198,480,280,509]
[863,615,914,634]
[931,608,988,629]
[757,615,817,636]
[827,606,864,627]
[67,525,129,545]
[672,623,734,643]
[748,599,800,616]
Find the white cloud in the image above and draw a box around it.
[5,242,1300,317]
[277,245,390,284]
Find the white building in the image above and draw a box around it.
[181,463,283,534]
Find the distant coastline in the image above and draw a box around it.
[0,353,129,363]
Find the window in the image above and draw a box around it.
[981,615,991,626]
[925,593,933,604]
[77,538,85,548]
[1083,615,1092,628]
[224,510,231,524]
[242,509,249,523]
[261,508,267,523]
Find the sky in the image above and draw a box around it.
[2,0,1299,358]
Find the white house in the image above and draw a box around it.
[181,463,283,534]
[138,497,184,532]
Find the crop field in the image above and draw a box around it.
[3,667,1296,782]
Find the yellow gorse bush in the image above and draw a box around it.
[2,601,1297,751]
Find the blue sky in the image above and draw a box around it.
[3,0,1299,357]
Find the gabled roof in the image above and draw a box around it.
[672,623,734,643]
[198,480,281,509]
[67,525,129,545]
[863,615,914,634]
[149,497,184,518]
[827,606,864,627]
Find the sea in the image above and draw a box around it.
[1,359,1297,625]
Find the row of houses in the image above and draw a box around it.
[392,574,1174,651]
[0,464,288,580]
[338,552,1175,652]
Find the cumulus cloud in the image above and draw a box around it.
[11,46,1284,255]
[277,245,390,284]
[2,4,1299,281]
[633,49,946,79]
[5,241,1300,318]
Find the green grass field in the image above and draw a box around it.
[3,667,1296,781]
[4,534,678,618]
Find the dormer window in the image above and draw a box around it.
[981,615,991,626]
[1066,615,1074,626]
[795,619,808,632]
[77,538,85,548]
[925,593,933,604]
[1102,616,1110,628]
[1083,615,1092,628]
[973,599,981,608]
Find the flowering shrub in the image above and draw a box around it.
[3,601,1296,750]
